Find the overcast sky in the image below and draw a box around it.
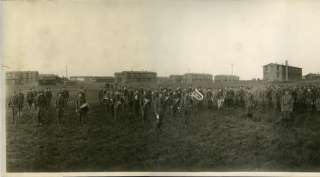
[2,0,320,80]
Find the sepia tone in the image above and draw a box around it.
[2,0,320,173]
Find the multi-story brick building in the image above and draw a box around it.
[114,71,157,84]
[70,76,114,83]
[6,71,39,86]
[169,75,184,84]
[304,73,320,80]
[214,75,240,83]
[183,73,213,85]
[263,61,302,81]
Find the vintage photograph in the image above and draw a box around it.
[2,0,320,174]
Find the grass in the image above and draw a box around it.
[6,87,320,172]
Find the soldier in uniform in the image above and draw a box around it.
[26,89,35,110]
[181,89,193,128]
[56,92,65,125]
[153,91,164,132]
[62,88,70,107]
[76,90,89,124]
[280,90,294,126]
[98,87,104,105]
[316,88,320,112]
[17,89,24,119]
[245,90,255,118]
[36,90,47,126]
[45,88,53,109]
[8,90,19,124]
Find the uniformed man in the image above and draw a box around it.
[17,89,24,119]
[36,90,47,126]
[280,90,294,126]
[56,92,65,125]
[8,90,19,124]
[26,89,35,110]
[181,89,193,128]
[62,88,70,107]
[98,87,104,105]
[245,90,255,118]
[45,88,53,109]
[76,90,89,124]
[153,91,164,132]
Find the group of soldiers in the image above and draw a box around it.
[98,83,320,130]
[8,83,320,129]
[8,88,71,125]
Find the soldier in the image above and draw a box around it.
[280,90,294,126]
[17,89,24,119]
[8,90,19,124]
[98,87,104,105]
[181,89,193,128]
[153,91,164,132]
[62,88,70,107]
[216,89,225,111]
[76,90,89,124]
[56,92,65,125]
[26,89,35,110]
[113,91,122,121]
[45,88,53,109]
[245,90,255,118]
[36,90,47,126]
[316,88,320,112]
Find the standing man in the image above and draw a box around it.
[36,90,47,126]
[45,88,53,109]
[56,92,65,125]
[26,89,35,110]
[76,90,89,124]
[153,91,164,132]
[245,90,255,118]
[181,89,193,128]
[281,90,294,126]
[17,89,24,120]
[8,90,19,124]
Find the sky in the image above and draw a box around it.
[2,0,320,80]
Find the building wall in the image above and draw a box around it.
[183,73,213,85]
[169,75,183,84]
[214,75,240,82]
[6,71,39,86]
[114,71,157,84]
[263,64,302,81]
[305,74,320,80]
[70,76,114,83]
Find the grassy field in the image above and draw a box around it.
[5,85,320,172]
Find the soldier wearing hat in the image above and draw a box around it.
[36,90,47,126]
[8,90,19,124]
[56,92,65,125]
[76,90,89,124]
[280,90,294,126]
[26,88,35,110]
[17,89,24,119]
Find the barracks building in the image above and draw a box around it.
[6,71,39,86]
[263,61,302,81]
[114,71,157,84]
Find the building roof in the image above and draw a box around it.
[118,71,157,74]
[263,63,302,69]
[184,73,212,76]
[214,74,239,77]
[70,76,114,78]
